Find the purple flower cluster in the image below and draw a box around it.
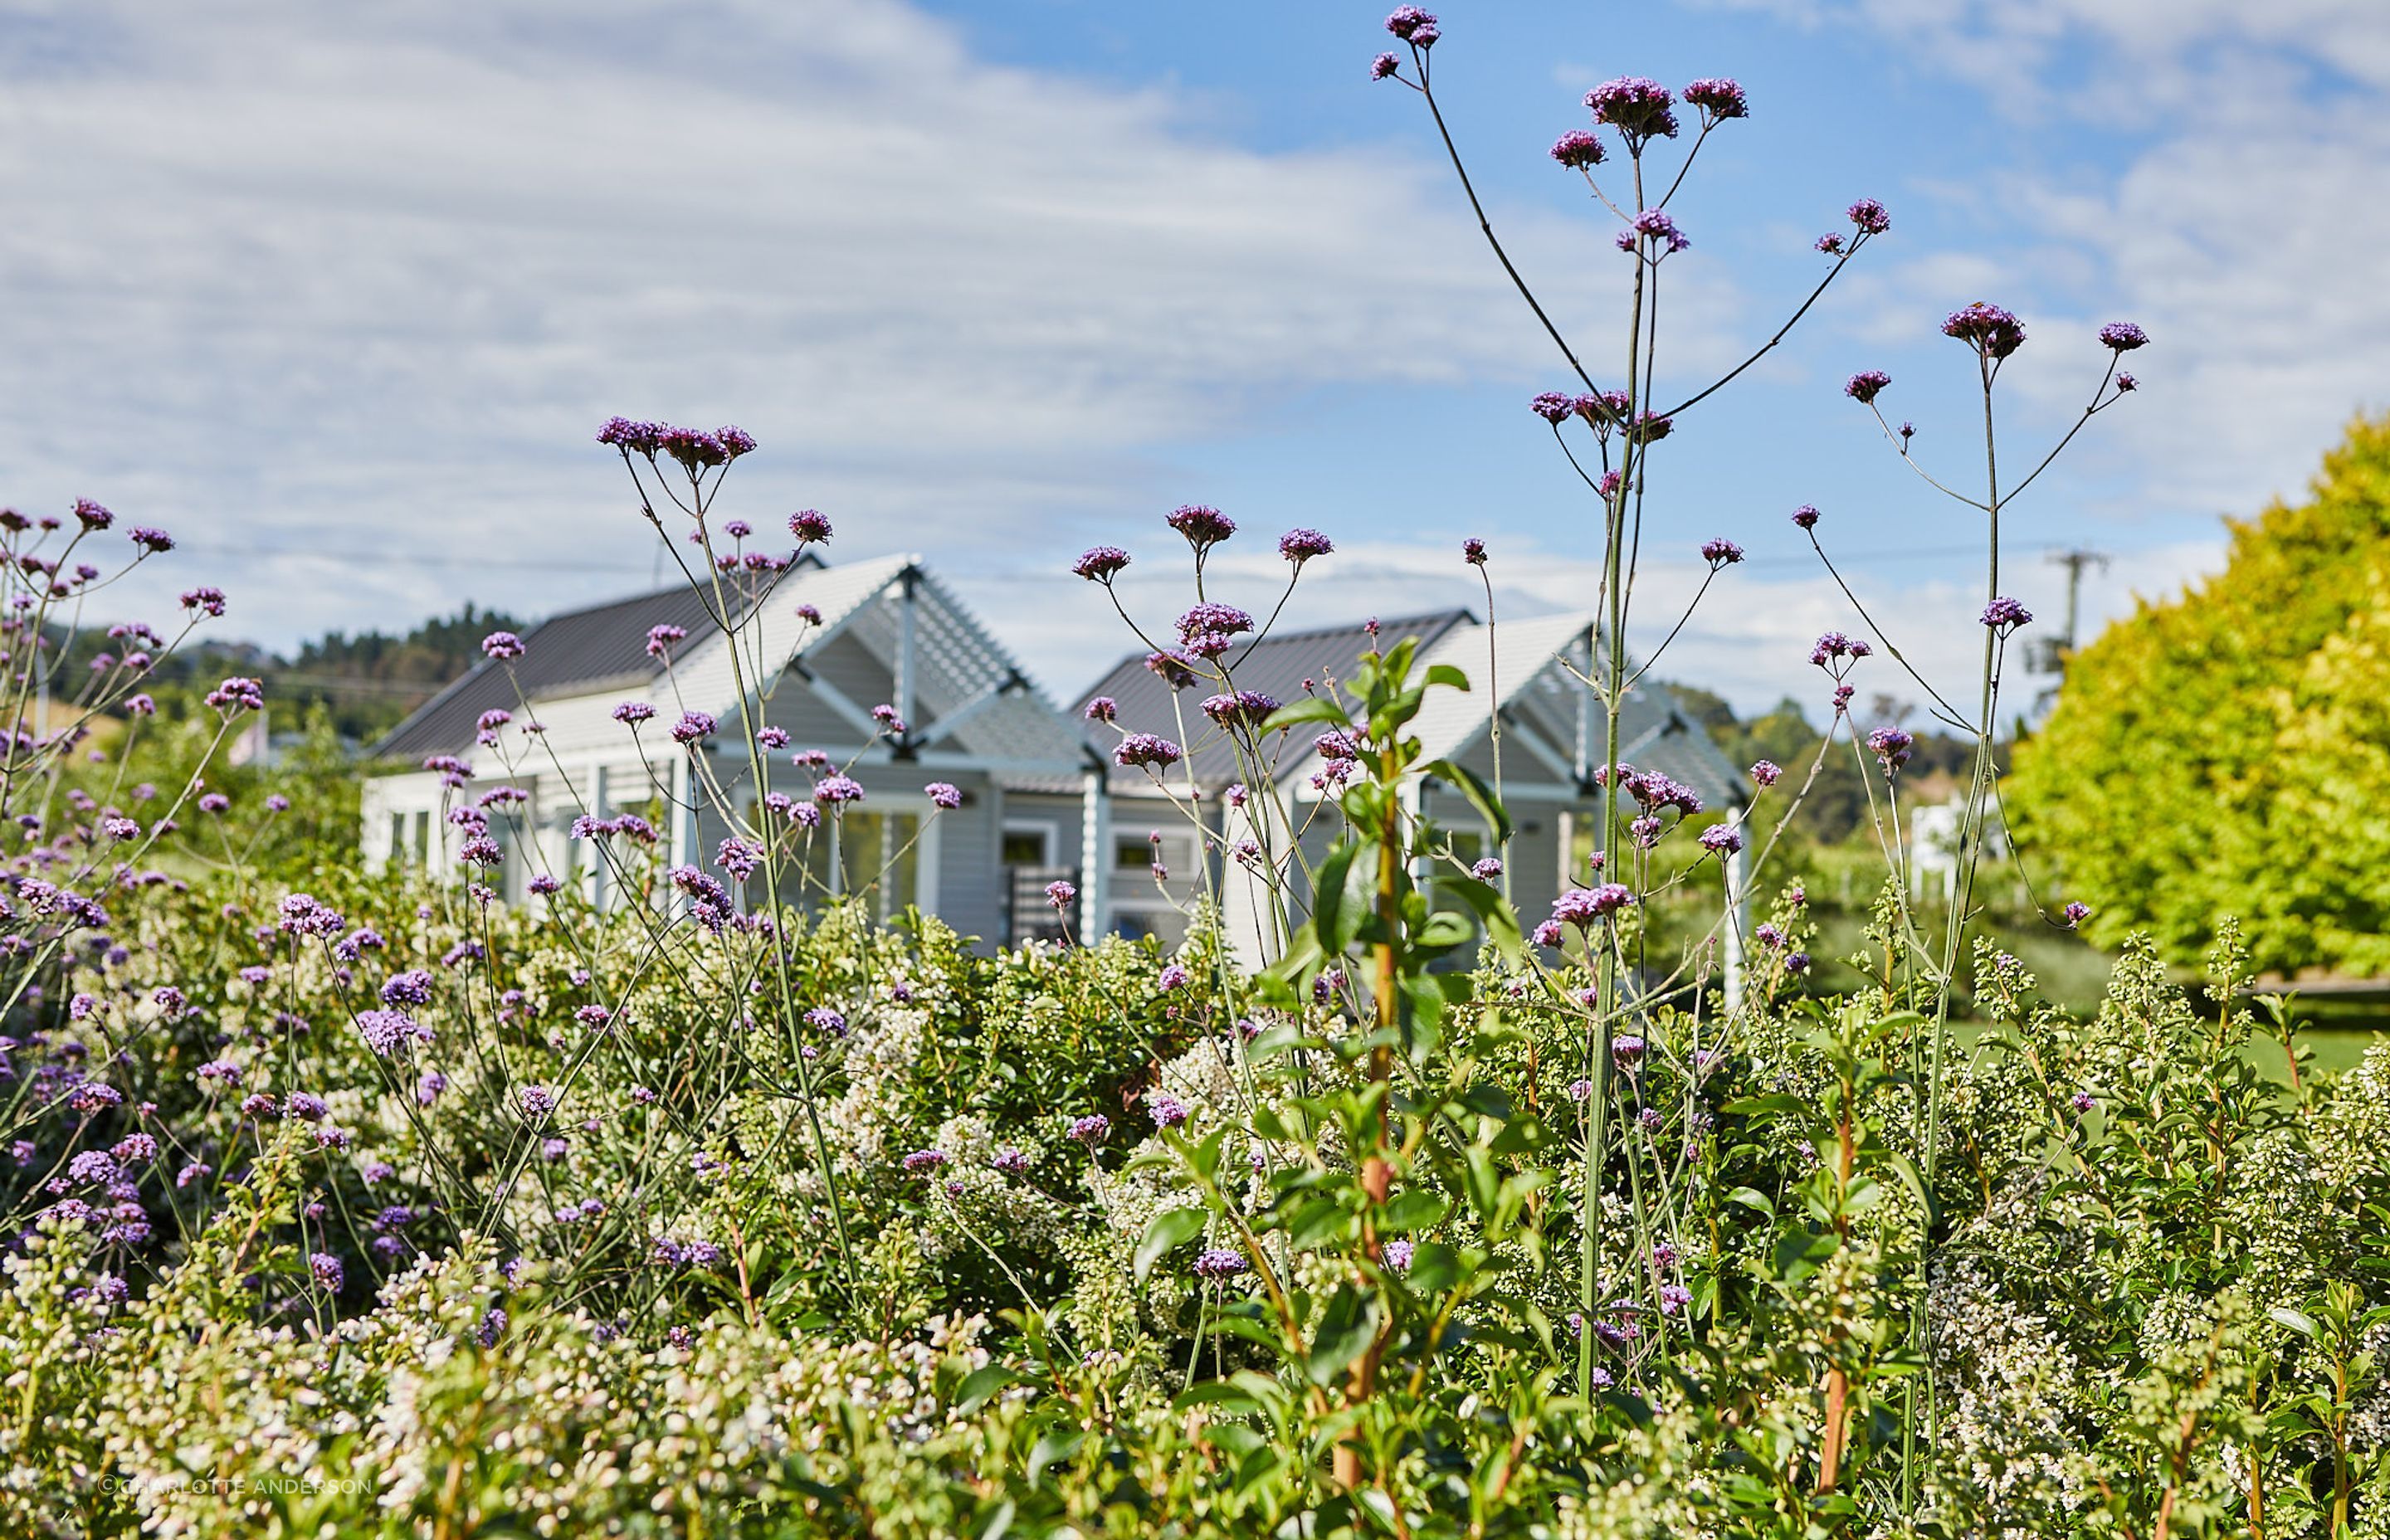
[2098,321,2149,352]
[1810,631,1871,669]
[1981,596,2032,632]
[1682,77,1749,120]
[1700,538,1744,568]
[1585,76,1679,146]
[1200,690,1280,728]
[1551,884,1636,928]
[1550,130,1606,170]
[1845,370,1891,406]
[1191,1248,1249,1279]
[354,1009,431,1058]
[1115,733,1183,771]
[1943,300,2027,360]
[1383,7,1437,46]
[1166,504,1236,552]
[1866,726,1914,775]
[1073,546,1130,582]
[1279,528,1334,564]
[1618,209,1688,256]
[206,676,264,713]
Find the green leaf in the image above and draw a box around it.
[1305,1285,1380,1386]
[956,1364,1021,1412]
[1880,1151,1940,1228]
[1134,1206,1207,1284]
[1259,696,1351,733]
[1423,663,1473,692]
[1027,1427,1085,1484]
[1442,875,1524,962]
[1422,756,1514,845]
[1311,841,1375,957]
[1404,1241,1466,1293]
[1381,1188,1449,1233]
[1173,1381,1264,1414]
[2270,1305,2321,1339]
[1417,909,1475,950]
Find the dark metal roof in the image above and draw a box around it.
[1074,609,1474,792]
[372,583,731,762]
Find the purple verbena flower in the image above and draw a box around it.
[1279,528,1334,564]
[1191,1248,1248,1279]
[1551,884,1636,928]
[1866,726,1914,775]
[1943,300,2027,360]
[1981,596,2032,633]
[1550,130,1606,169]
[1114,733,1183,770]
[1845,370,1891,405]
[1073,546,1131,582]
[1683,77,1748,120]
[1165,504,1236,551]
[1585,76,1679,146]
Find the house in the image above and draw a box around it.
[1072,607,1753,990]
[361,567,1752,994]
[363,553,1110,946]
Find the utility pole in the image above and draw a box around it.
[2027,546,2109,710]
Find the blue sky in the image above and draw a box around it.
[1,0,2383,714]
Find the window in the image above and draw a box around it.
[1117,836,1155,871]
[777,808,934,926]
[1002,826,1050,866]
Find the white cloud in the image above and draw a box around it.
[1705,0,2390,620]
[973,530,2222,718]
[0,0,1751,655]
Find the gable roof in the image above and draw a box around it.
[373,553,1086,772]
[1077,606,1742,810]
[1075,610,1473,792]
[373,580,735,761]
[1412,613,1745,811]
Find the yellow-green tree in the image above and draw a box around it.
[2009,413,2390,976]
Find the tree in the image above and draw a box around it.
[2007,412,2390,977]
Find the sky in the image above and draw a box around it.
[1,0,2383,718]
